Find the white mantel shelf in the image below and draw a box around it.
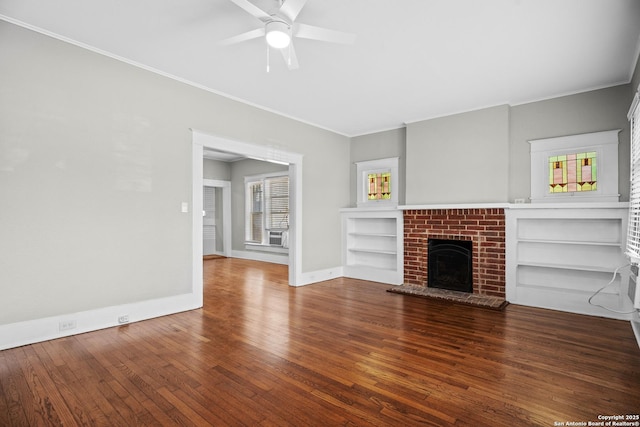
[399,203,510,210]
[399,202,628,210]
[340,206,400,213]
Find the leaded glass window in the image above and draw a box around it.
[367,172,391,200]
[548,152,597,193]
[356,157,398,207]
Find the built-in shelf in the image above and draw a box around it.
[517,282,618,295]
[348,248,397,255]
[348,232,397,237]
[341,208,403,285]
[517,239,622,247]
[517,261,620,274]
[506,204,633,320]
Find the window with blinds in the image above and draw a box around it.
[627,90,640,263]
[265,176,289,230]
[245,173,289,246]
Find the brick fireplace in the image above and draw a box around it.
[403,208,506,298]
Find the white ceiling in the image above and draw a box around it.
[1,0,639,137]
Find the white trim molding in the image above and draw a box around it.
[232,249,288,265]
[355,157,399,208]
[192,129,304,286]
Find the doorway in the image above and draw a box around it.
[203,179,231,257]
[191,130,303,293]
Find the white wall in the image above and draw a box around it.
[0,21,349,327]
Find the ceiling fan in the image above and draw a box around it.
[220,0,356,71]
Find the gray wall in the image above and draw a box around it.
[365,84,633,205]
[406,105,510,204]
[0,21,349,325]
[631,53,640,97]
[509,85,632,202]
[204,158,231,181]
[350,128,406,206]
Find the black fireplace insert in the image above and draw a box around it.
[427,239,473,293]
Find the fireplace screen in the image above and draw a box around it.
[427,239,473,293]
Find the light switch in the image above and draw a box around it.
[181,202,189,213]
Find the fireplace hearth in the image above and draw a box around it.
[428,239,473,293]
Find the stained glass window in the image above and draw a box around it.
[549,152,597,193]
[367,172,391,200]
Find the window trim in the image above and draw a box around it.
[244,171,290,249]
[355,157,399,207]
[626,89,640,263]
[529,130,620,203]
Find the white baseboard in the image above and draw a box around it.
[0,261,343,350]
[231,250,289,265]
[343,265,404,285]
[227,252,343,286]
[230,251,345,287]
[0,293,201,351]
[296,266,344,287]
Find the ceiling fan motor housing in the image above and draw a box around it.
[265,20,291,49]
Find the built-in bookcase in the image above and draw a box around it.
[506,204,633,320]
[341,208,403,285]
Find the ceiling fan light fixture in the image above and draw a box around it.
[265,20,291,49]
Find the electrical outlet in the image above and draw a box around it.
[118,315,129,324]
[59,320,77,331]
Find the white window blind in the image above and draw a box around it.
[248,182,263,243]
[627,90,640,263]
[266,176,289,230]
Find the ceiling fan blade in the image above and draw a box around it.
[279,0,308,22]
[219,28,265,46]
[281,43,299,70]
[228,0,271,22]
[294,23,356,45]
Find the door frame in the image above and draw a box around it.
[203,179,231,257]
[191,129,303,296]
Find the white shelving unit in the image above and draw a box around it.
[341,208,403,285]
[506,203,634,320]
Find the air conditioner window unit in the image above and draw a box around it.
[269,231,283,246]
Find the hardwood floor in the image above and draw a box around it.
[1,258,639,426]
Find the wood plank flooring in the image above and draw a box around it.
[1,258,639,426]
